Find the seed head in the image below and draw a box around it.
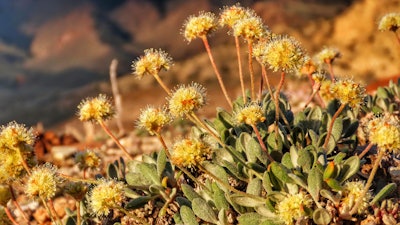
[219,4,253,28]
[275,192,313,225]
[89,179,125,217]
[263,36,306,73]
[330,78,366,108]
[234,102,265,125]
[182,12,218,42]
[132,48,173,79]
[170,138,211,168]
[168,83,207,117]
[368,116,400,153]
[75,149,101,171]
[340,181,372,215]
[137,106,172,135]
[25,163,60,200]
[232,15,268,41]
[315,47,341,65]
[378,13,400,32]
[77,94,115,123]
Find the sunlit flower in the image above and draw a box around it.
[168,83,207,117]
[132,48,173,79]
[315,47,341,65]
[232,15,268,41]
[368,116,400,153]
[77,94,115,123]
[339,181,372,215]
[330,78,366,108]
[219,4,253,28]
[75,150,101,171]
[378,13,400,32]
[89,179,125,217]
[0,121,35,148]
[26,163,61,200]
[275,192,313,225]
[234,102,265,125]
[182,12,218,42]
[137,106,172,135]
[170,138,211,168]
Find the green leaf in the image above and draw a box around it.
[289,146,299,168]
[107,163,119,179]
[325,178,342,191]
[237,213,264,225]
[202,162,229,191]
[212,183,229,210]
[137,163,161,186]
[246,177,262,195]
[125,196,152,210]
[230,194,265,207]
[176,196,192,208]
[157,149,167,177]
[192,198,218,224]
[308,166,323,201]
[297,148,313,172]
[371,183,397,205]
[245,136,263,163]
[338,156,360,183]
[313,208,332,225]
[181,184,202,202]
[262,171,273,193]
[180,205,199,225]
[288,174,308,189]
[343,121,359,138]
[218,209,228,225]
[125,172,152,186]
[270,162,293,183]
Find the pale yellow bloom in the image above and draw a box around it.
[137,106,172,135]
[183,12,218,42]
[77,94,115,123]
[89,179,125,217]
[171,138,211,168]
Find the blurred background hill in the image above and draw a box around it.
[0,0,398,127]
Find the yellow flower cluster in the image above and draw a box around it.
[168,83,207,117]
[25,163,60,200]
[137,106,172,135]
[132,48,173,79]
[234,103,265,125]
[368,116,400,153]
[340,181,372,215]
[330,78,366,108]
[77,94,115,123]
[170,138,211,168]
[89,179,125,217]
[378,13,400,32]
[183,12,218,42]
[262,36,306,73]
[75,150,101,171]
[232,15,268,41]
[315,47,341,65]
[219,4,253,28]
[275,192,313,225]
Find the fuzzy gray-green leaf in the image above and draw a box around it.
[180,205,199,225]
[137,163,161,186]
[181,184,202,202]
[157,149,167,177]
[371,183,397,205]
[313,208,332,225]
[308,166,323,201]
[192,198,218,224]
[338,156,360,183]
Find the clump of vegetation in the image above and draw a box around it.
[1,4,400,225]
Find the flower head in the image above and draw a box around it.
[170,138,211,168]
[378,13,400,32]
[137,106,172,135]
[319,80,335,102]
[75,150,101,171]
[232,15,268,41]
[182,12,218,42]
[330,78,366,108]
[89,179,125,217]
[219,4,253,28]
[234,102,265,125]
[315,47,341,65]
[168,83,207,117]
[0,121,35,148]
[340,181,372,215]
[25,163,61,200]
[262,35,306,73]
[368,116,400,153]
[77,94,115,123]
[132,48,173,79]
[275,192,313,225]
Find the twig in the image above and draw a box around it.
[109,59,125,135]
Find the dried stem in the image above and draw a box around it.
[4,207,19,225]
[98,120,133,160]
[154,73,172,95]
[261,66,274,100]
[393,31,400,47]
[323,103,347,150]
[251,124,274,162]
[235,36,246,104]
[327,62,335,82]
[201,35,233,108]
[349,150,385,215]
[48,199,62,225]
[9,185,29,223]
[304,82,322,108]
[274,71,286,138]
[247,40,256,100]
[76,201,81,225]
[58,172,99,184]
[358,142,374,159]
[109,59,125,135]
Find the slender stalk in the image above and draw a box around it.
[258,74,263,102]
[98,120,133,160]
[327,62,335,82]
[76,201,81,225]
[323,103,347,150]
[393,31,400,47]
[349,150,385,215]
[201,35,233,108]
[41,198,57,225]
[109,59,125,135]
[251,124,274,162]
[58,173,99,184]
[247,40,256,100]
[274,72,286,138]
[306,72,325,107]
[235,36,246,104]
[304,82,322,108]
[9,185,29,223]
[358,142,374,159]
[261,66,274,100]
[4,207,19,225]
[17,149,31,175]
[154,73,172,95]
[48,199,62,225]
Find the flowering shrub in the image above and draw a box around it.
[1,4,400,225]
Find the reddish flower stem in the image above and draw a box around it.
[247,40,256,100]
[274,72,286,138]
[99,120,133,160]
[4,207,19,225]
[9,185,29,223]
[252,124,274,162]
[323,103,346,151]
[235,36,246,104]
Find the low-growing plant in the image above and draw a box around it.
[1,4,400,225]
